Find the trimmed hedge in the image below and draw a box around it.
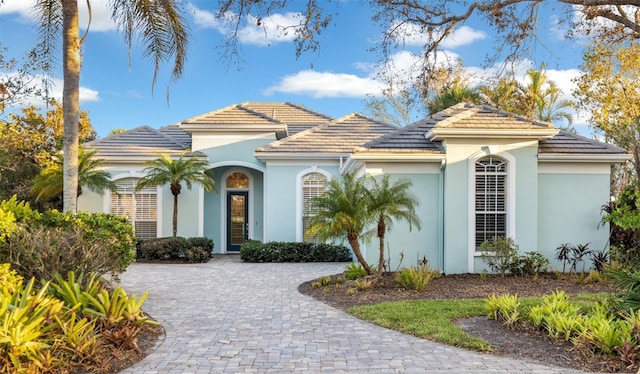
[240,240,352,263]
[138,237,214,263]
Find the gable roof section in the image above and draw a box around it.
[254,113,397,159]
[427,103,558,140]
[84,125,199,162]
[179,102,332,134]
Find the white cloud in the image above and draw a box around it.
[263,70,384,98]
[440,26,487,49]
[0,0,35,19]
[188,3,302,46]
[389,22,486,49]
[3,73,99,110]
[0,0,116,31]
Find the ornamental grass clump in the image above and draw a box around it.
[395,263,441,291]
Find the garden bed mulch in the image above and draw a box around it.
[298,272,635,373]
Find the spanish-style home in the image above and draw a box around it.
[78,102,630,273]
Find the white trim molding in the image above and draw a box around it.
[220,169,254,253]
[467,149,516,273]
[295,168,332,241]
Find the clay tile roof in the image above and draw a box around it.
[539,130,628,154]
[180,102,332,134]
[433,103,554,130]
[255,113,397,154]
[84,126,197,159]
[359,117,443,153]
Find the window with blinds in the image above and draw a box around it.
[111,178,157,239]
[302,172,327,241]
[475,156,507,248]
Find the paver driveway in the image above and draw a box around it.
[118,256,588,373]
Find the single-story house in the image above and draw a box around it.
[78,102,630,273]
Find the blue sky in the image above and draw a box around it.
[0,1,588,138]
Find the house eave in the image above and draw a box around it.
[538,153,631,163]
[180,123,287,133]
[427,128,559,141]
[254,152,347,161]
[350,151,445,162]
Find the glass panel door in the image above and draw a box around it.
[227,191,248,252]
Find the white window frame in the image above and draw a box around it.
[109,176,161,240]
[296,168,331,241]
[467,150,516,272]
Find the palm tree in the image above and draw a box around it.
[33,1,189,213]
[136,152,215,237]
[520,65,574,126]
[368,175,422,273]
[427,81,481,114]
[31,147,116,205]
[305,173,375,275]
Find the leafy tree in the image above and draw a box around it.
[30,147,115,206]
[31,0,190,213]
[365,82,415,127]
[305,173,375,275]
[136,152,215,237]
[368,175,421,272]
[574,40,640,186]
[0,102,95,208]
[0,44,48,113]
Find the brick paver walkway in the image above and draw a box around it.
[118,256,588,373]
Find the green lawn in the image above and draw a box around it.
[348,293,610,352]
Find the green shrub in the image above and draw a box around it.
[0,199,136,280]
[480,237,519,276]
[137,236,214,262]
[395,263,441,291]
[514,251,550,276]
[0,224,132,281]
[240,240,352,263]
[344,263,367,280]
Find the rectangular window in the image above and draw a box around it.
[302,173,327,241]
[111,179,157,239]
[475,157,507,249]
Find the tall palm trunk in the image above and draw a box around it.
[62,0,80,213]
[348,232,373,275]
[171,182,182,237]
[172,193,178,237]
[377,219,386,273]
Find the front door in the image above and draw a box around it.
[227,191,249,252]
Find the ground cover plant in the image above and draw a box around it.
[0,265,159,373]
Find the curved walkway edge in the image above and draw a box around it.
[118,256,590,373]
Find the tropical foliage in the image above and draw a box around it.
[136,152,215,237]
[368,175,421,272]
[30,147,115,205]
[305,173,421,275]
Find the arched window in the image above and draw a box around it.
[111,178,157,239]
[226,172,249,189]
[475,156,507,248]
[302,172,327,240]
